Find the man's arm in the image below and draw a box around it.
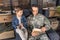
[41,17,51,33]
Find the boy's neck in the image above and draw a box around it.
[16,15,22,17]
[16,15,22,19]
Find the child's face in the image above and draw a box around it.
[16,10,23,17]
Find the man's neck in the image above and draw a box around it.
[33,14,38,16]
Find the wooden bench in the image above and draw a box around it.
[0,14,15,40]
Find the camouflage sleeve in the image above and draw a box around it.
[44,17,51,31]
[27,16,33,26]
[27,17,33,35]
[27,17,31,26]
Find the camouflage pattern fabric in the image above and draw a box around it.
[27,14,51,40]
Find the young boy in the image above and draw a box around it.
[12,6,28,40]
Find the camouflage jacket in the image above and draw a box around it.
[27,14,51,32]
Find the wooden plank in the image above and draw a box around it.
[0,14,12,23]
[0,30,15,39]
[0,0,2,2]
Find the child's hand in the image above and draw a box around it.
[20,23,24,27]
[19,23,24,29]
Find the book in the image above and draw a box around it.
[32,28,42,34]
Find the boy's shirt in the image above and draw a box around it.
[12,15,27,30]
[17,16,21,25]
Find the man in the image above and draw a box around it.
[12,6,28,40]
[27,5,51,40]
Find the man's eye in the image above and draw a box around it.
[33,11,35,12]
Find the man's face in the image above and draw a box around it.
[16,10,23,17]
[32,7,38,15]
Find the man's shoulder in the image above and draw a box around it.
[27,15,33,18]
[38,14,45,18]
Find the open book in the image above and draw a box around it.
[32,28,42,33]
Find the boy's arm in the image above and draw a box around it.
[22,16,28,29]
[12,18,17,30]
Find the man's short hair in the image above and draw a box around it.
[31,4,38,11]
[31,4,38,7]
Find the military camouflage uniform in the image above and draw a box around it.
[27,14,51,40]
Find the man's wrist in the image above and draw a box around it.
[40,29,42,32]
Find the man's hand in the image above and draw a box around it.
[31,31,40,37]
[41,27,46,33]
[31,28,41,37]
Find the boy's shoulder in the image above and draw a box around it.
[12,15,17,21]
[12,15,16,19]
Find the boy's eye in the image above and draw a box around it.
[33,10,37,12]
